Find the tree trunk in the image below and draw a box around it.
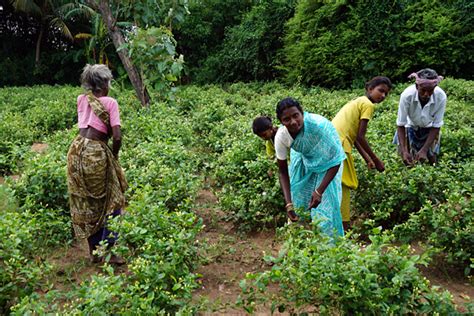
[86,0,150,106]
[35,21,45,66]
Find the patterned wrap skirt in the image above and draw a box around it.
[67,135,127,239]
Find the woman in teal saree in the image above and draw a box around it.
[274,98,345,237]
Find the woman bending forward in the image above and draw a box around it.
[275,98,345,237]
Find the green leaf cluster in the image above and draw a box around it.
[127,26,184,100]
[282,0,473,88]
[239,226,458,314]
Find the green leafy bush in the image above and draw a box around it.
[0,85,78,174]
[354,160,472,229]
[394,191,474,270]
[0,209,51,313]
[0,188,70,312]
[216,149,285,231]
[282,0,473,88]
[127,26,184,101]
[239,226,458,314]
[198,0,296,83]
[10,150,69,213]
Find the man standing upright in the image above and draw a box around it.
[395,68,446,165]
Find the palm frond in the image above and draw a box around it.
[60,3,96,20]
[50,17,73,40]
[10,0,43,17]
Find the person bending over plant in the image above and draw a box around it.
[252,115,279,160]
[394,68,446,166]
[274,98,345,237]
[332,76,392,231]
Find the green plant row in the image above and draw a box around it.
[0,85,80,174]
[1,91,204,313]
[238,226,462,315]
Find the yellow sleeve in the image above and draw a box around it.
[360,99,375,121]
[265,140,275,159]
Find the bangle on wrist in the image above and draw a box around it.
[314,189,322,198]
[285,202,293,209]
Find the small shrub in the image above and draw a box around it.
[239,226,458,314]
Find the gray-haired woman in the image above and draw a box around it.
[67,64,127,264]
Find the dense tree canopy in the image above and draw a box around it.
[194,0,295,83]
[1,0,472,88]
[281,0,473,88]
[0,1,88,86]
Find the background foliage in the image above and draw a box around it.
[126,26,184,100]
[193,0,295,83]
[173,0,254,82]
[282,0,474,88]
[2,0,472,87]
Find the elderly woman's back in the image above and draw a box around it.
[66,64,127,264]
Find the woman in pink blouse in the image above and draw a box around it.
[67,64,127,264]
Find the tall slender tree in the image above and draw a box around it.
[85,0,150,106]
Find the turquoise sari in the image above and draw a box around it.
[289,113,346,237]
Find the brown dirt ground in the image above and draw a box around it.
[44,240,103,293]
[31,142,49,153]
[410,243,473,312]
[0,175,19,184]
[192,189,473,314]
[420,264,473,312]
[37,239,128,309]
[193,189,283,315]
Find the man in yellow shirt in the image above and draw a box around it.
[332,76,392,230]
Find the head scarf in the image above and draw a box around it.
[408,72,443,89]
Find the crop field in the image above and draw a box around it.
[0,79,472,314]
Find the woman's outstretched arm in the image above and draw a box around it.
[356,119,384,171]
[278,158,298,221]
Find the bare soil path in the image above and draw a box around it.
[419,258,473,312]
[192,189,281,314]
[44,241,103,293]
